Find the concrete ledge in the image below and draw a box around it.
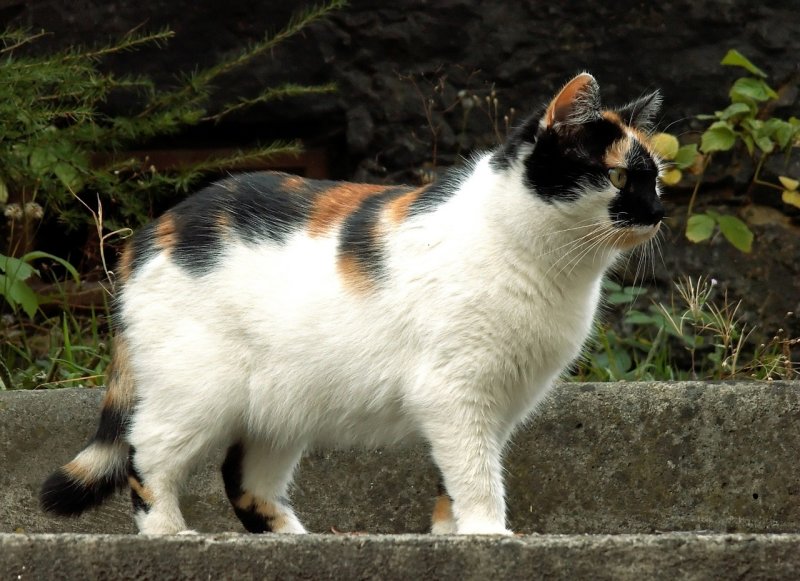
[3,533,800,580]
[2,382,800,534]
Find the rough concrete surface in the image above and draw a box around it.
[2,533,800,581]
[2,382,800,535]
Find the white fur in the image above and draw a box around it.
[120,152,650,535]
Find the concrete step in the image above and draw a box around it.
[2,382,800,535]
[3,533,800,580]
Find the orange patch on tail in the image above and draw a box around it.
[63,459,93,484]
[103,336,136,411]
[308,183,392,236]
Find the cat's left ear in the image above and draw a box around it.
[544,73,601,128]
[615,90,662,131]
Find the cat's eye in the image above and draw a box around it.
[608,167,628,189]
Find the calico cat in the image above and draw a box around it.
[40,73,664,535]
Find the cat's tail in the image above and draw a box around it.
[40,336,135,516]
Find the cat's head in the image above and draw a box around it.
[493,73,665,251]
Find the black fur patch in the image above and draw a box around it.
[168,173,318,276]
[407,174,459,217]
[490,111,543,171]
[128,221,158,276]
[93,406,129,444]
[128,447,150,514]
[524,119,625,202]
[338,187,407,283]
[221,441,273,533]
[40,465,120,516]
[609,139,663,226]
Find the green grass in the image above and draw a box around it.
[1,306,110,390]
[573,277,797,382]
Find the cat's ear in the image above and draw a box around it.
[544,73,601,128]
[616,90,662,131]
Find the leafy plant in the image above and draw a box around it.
[575,277,797,381]
[651,49,800,253]
[0,0,344,251]
[0,251,79,318]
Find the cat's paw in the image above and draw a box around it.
[177,529,199,535]
[456,519,513,535]
[430,519,457,535]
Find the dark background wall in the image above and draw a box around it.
[5,0,798,182]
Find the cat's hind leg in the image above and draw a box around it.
[127,443,193,534]
[221,439,307,534]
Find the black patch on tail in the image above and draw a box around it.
[40,464,122,516]
[94,406,130,444]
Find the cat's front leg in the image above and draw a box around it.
[420,404,513,535]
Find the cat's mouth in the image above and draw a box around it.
[612,223,661,250]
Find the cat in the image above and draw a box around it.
[40,73,664,535]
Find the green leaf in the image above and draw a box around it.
[606,292,635,305]
[686,213,716,243]
[602,280,622,292]
[763,118,796,150]
[701,122,736,153]
[754,134,774,154]
[718,102,753,121]
[0,273,39,318]
[717,215,753,252]
[673,144,699,169]
[625,310,658,325]
[0,255,37,281]
[720,49,768,77]
[729,77,778,103]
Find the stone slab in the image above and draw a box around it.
[3,533,800,581]
[2,382,799,534]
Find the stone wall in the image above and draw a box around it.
[6,0,799,181]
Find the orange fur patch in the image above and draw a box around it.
[154,214,177,253]
[282,175,305,192]
[235,493,289,531]
[128,475,155,505]
[308,183,391,236]
[605,136,631,169]
[602,110,623,124]
[546,73,595,126]
[431,494,454,526]
[63,459,92,484]
[386,186,427,224]
[117,244,133,284]
[337,253,374,293]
